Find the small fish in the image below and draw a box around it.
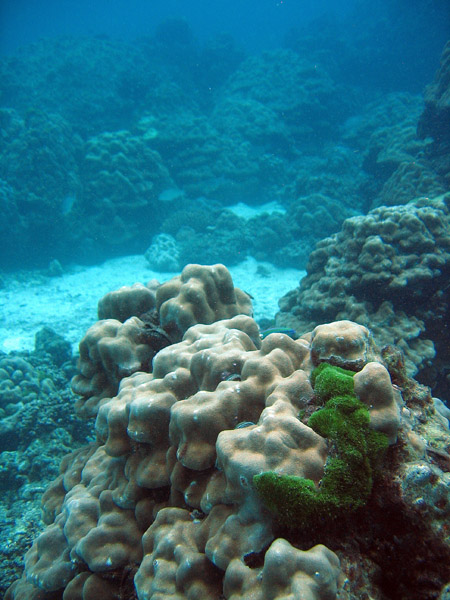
[220,371,241,382]
[225,373,241,382]
[235,421,255,429]
[260,327,297,340]
[392,384,404,393]
[61,194,76,215]
[158,187,184,203]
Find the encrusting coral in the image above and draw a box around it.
[6,264,450,600]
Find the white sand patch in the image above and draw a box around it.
[227,201,286,220]
[0,255,303,354]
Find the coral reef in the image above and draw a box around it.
[0,108,81,265]
[1,31,446,269]
[0,34,365,269]
[0,336,93,596]
[417,40,450,207]
[144,233,180,272]
[5,265,450,599]
[74,129,174,257]
[418,40,450,150]
[277,194,450,401]
[224,49,352,147]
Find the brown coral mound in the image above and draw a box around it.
[156,263,253,342]
[6,264,450,600]
[8,313,341,599]
[72,264,253,418]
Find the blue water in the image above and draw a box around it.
[1,1,449,74]
[0,0,361,53]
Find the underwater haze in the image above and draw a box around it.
[0,0,372,52]
[1,0,450,598]
[1,0,449,84]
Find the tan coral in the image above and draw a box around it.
[152,313,261,384]
[4,578,46,600]
[200,372,327,570]
[23,517,76,592]
[79,316,326,578]
[354,361,401,444]
[23,443,145,595]
[135,507,223,600]
[215,377,327,505]
[71,489,143,572]
[169,330,310,473]
[223,539,341,600]
[63,572,122,600]
[7,250,450,600]
[308,320,380,371]
[202,504,274,572]
[41,444,99,525]
[156,264,253,341]
[71,317,155,418]
[97,316,261,481]
[92,317,324,575]
[90,317,154,382]
[97,282,157,322]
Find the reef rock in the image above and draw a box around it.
[277,193,450,401]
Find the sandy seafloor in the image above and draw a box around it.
[0,255,304,354]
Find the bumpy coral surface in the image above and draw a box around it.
[224,49,349,146]
[0,108,81,265]
[277,194,450,401]
[156,263,253,341]
[71,317,155,418]
[0,344,93,596]
[6,265,450,600]
[72,264,252,418]
[223,540,342,600]
[97,282,157,323]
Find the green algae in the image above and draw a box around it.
[253,363,389,529]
